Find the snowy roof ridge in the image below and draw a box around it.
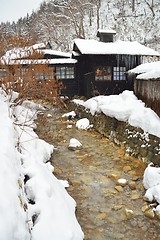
[73,38,160,56]
[1,58,77,65]
[129,61,160,80]
[42,49,71,58]
[0,42,50,63]
[97,28,116,34]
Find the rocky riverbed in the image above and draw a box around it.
[35,105,160,240]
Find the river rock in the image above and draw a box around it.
[116,178,128,187]
[70,180,82,187]
[131,191,140,200]
[115,185,124,192]
[124,208,134,218]
[112,205,123,211]
[123,166,131,172]
[68,138,82,150]
[54,167,63,176]
[108,171,121,180]
[96,212,107,220]
[141,205,150,212]
[132,176,139,181]
[155,210,160,220]
[144,208,155,219]
[129,181,136,190]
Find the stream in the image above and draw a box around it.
[35,105,160,240]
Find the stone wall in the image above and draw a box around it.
[71,103,160,165]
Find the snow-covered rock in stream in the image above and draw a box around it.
[76,118,93,130]
[68,138,82,150]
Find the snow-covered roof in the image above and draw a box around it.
[42,49,71,58]
[0,42,75,65]
[0,43,52,64]
[73,39,160,56]
[97,29,116,35]
[2,58,77,65]
[0,42,49,63]
[129,61,160,80]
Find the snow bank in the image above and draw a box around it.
[73,90,160,138]
[0,88,84,240]
[0,91,30,240]
[143,164,160,211]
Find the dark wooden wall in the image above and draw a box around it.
[134,79,160,116]
[75,54,140,97]
[61,78,79,97]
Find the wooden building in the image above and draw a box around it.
[0,43,77,97]
[0,32,159,98]
[71,30,160,97]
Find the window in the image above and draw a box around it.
[113,67,126,80]
[56,66,75,79]
[95,66,112,81]
[0,69,7,78]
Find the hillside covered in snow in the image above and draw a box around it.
[0,0,159,52]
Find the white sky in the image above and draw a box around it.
[0,0,44,23]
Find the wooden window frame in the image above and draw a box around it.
[95,66,112,81]
[113,67,126,81]
[56,65,75,80]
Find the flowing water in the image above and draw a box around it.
[36,106,160,240]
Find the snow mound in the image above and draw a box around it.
[143,164,160,190]
[76,118,93,130]
[62,111,76,119]
[69,138,82,148]
[143,164,160,210]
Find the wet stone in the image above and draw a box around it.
[103,188,117,195]
[129,181,136,190]
[123,166,132,172]
[108,171,121,180]
[130,219,138,227]
[155,210,160,220]
[124,208,134,218]
[116,178,128,187]
[141,205,150,213]
[132,176,139,181]
[96,212,107,220]
[115,185,124,192]
[144,208,155,219]
[112,205,123,211]
[70,180,81,187]
[68,146,82,151]
[131,192,140,200]
[54,167,63,176]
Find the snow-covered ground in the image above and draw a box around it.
[0,88,84,240]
